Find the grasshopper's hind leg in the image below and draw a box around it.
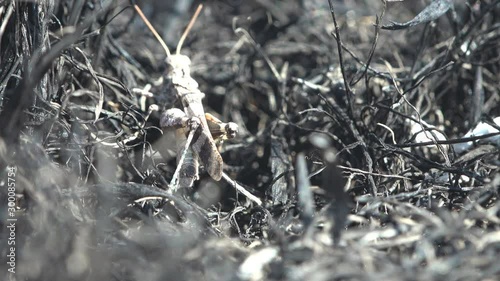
[161,108,201,191]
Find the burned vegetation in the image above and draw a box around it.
[0,0,499,280]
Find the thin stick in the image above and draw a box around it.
[222,172,262,205]
[234,28,282,83]
[169,122,199,192]
[176,4,203,55]
[327,0,353,116]
[134,5,171,57]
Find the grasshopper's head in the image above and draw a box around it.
[166,55,191,76]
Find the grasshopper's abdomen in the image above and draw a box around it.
[176,129,199,188]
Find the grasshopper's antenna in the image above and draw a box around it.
[176,4,203,55]
[134,5,171,57]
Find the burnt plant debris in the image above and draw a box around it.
[1,0,499,280]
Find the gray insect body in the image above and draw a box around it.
[161,54,224,186]
[134,4,235,190]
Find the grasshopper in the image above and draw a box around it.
[134,4,238,191]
